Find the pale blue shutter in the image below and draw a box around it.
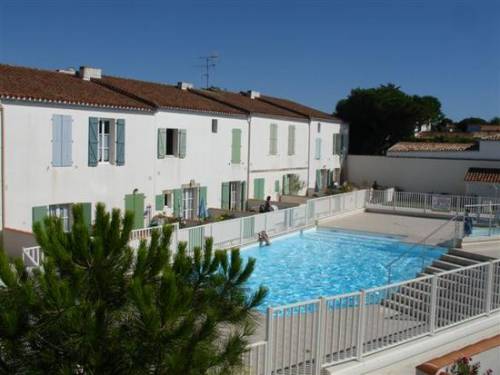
[88,117,99,166]
[116,119,125,165]
[269,124,278,155]
[52,115,63,167]
[288,125,295,155]
[157,129,166,159]
[221,182,230,210]
[61,115,72,166]
[315,138,321,160]
[178,129,187,158]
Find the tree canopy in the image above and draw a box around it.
[335,84,443,155]
[0,204,266,374]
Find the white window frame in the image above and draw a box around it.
[49,203,72,232]
[182,188,197,220]
[98,119,115,164]
[165,128,179,157]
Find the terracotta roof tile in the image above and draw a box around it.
[0,64,152,110]
[481,134,500,141]
[388,142,477,153]
[259,95,340,121]
[97,76,245,115]
[192,89,308,120]
[464,168,500,183]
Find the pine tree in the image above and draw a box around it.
[0,203,267,374]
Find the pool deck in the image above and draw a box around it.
[318,212,456,247]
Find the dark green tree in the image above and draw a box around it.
[489,116,500,125]
[0,204,266,374]
[335,84,443,155]
[456,117,487,131]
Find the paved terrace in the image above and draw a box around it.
[319,212,457,247]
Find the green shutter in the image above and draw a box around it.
[240,181,246,211]
[275,180,280,193]
[336,133,342,155]
[173,189,182,217]
[116,119,125,166]
[155,194,164,211]
[221,182,230,210]
[125,194,145,229]
[254,178,265,200]
[327,170,333,188]
[199,186,207,205]
[157,128,166,159]
[315,138,321,160]
[269,124,278,155]
[288,125,295,155]
[81,202,92,228]
[188,226,205,253]
[178,129,187,158]
[243,216,255,239]
[32,206,48,228]
[88,117,99,166]
[283,175,290,195]
[231,128,241,164]
[316,169,322,190]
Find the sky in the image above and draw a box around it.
[0,0,499,121]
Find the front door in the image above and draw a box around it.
[125,193,145,229]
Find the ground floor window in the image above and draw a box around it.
[183,188,197,220]
[49,203,72,232]
[229,182,242,211]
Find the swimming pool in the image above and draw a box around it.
[242,228,446,310]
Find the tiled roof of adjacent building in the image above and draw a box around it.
[0,63,338,122]
[388,142,477,153]
[97,76,245,115]
[192,89,309,120]
[0,64,153,111]
[481,134,500,141]
[464,168,500,184]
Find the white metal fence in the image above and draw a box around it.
[243,259,500,375]
[21,190,368,267]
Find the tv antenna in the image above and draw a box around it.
[197,53,218,88]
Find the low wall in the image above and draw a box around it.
[347,155,500,195]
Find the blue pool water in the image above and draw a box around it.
[242,229,446,310]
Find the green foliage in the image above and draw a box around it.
[445,356,492,375]
[489,116,500,125]
[335,84,444,155]
[0,204,266,374]
[288,174,305,195]
[456,117,488,131]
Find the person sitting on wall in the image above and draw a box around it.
[264,196,273,212]
[258,231,271,246]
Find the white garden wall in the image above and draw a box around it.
[347,155,500,195]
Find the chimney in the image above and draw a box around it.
[177,82,194,90]
[246,90,260,99]
[79,66,102,80]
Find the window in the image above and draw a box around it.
[269,124,278,155]
[317,122,321,133]
[212,119,218,133]
[52,114,72,167]
[157,128,187,159]
[49,204,72,232]
[164,192,173,208]
[183,188,196,220]
[166,129,178,156]
[288,125,295,155]
[229,182,241,210]
[98,119,111,162]
[332,133,341,155]
[221,181,244,211]
[231,129,242,164]
[315,138,322,160]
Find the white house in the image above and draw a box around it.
[0,63,347,256]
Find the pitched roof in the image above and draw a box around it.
[464,168,500,184]
[388,142,477,153]
[481,135,500,141]
[0,64,152,111]
[96,76,245,115]
[192,89,309,120]
[259,95,340,121]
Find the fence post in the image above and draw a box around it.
[264,307,273,375]
[313,298,325,375]
[429,276,438,335]
[239,218,243,246]
[485,261,494,315]
[356,290,366,361]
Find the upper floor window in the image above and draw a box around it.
[88,117,125,167]
[332,133,341,155]
[269,124,278,155]
[317,122,321,133]
[52,114,73,167]
[157,128,187,159]
[212,119,218,133]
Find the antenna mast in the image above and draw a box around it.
[198,54,218,88]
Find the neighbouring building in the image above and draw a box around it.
[464,168,500,198]
[0,63,347,255]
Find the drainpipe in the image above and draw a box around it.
[306,118,312,195]
[246,116,252,206]
[0,102,4,238]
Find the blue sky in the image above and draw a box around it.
[0,0,499,120]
